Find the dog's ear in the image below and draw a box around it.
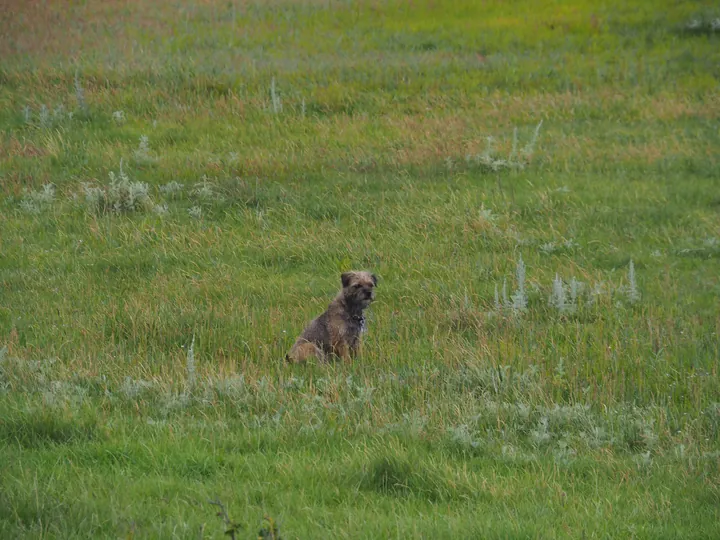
[341,272,354,288]
[371,274,378,286]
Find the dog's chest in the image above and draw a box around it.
[351,314,366,334]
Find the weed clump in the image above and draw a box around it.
[159,181,184,198]
[682,16,720,36]
[133,134,155,164]
[19,184,55,214]
[464,121,543,172]
[74,69,88,114]
[625,259,641,304]
[82,160,152,214]
[191,177,224,202]
[112,110,126,123]
[549,273,573,314]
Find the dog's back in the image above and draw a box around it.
[286,312,332,363]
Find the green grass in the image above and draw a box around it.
[1,0,720,537]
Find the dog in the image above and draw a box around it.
[286,271,377,363]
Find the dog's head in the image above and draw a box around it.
[341,271,377,309]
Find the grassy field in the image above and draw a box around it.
[1,0,720,537]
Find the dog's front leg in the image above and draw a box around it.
[331,340,352,361]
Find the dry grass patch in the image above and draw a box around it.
[0,136,46,160]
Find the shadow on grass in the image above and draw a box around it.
[0,410,100,448]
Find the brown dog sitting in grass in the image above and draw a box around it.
[286,271,377,363]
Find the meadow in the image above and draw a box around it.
[1,0,719,537]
